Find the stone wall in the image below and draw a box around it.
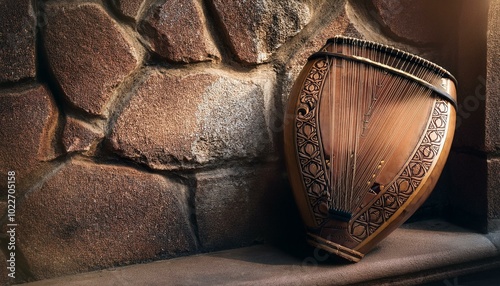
[446,0,500,232]
[0,0,498,283]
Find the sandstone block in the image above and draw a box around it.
[109,0,147,20]
[280,4,363,111]
[42,2,141,116]
[0,0,36,83]
[62,116,104,153]
[109,68,273,170]
[139,0,220,63]
[208,0,311,64]
[194,165,278,250]
[0,84,59,195]
[488,157,500,219]
[16,159,196,280]
[371,0,458,44]
[452,0,489,150]
[0,250,9,285]
[486,0,500,152]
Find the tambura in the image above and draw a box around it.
[284,36,457,262]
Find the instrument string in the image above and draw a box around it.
[325,39,440,214]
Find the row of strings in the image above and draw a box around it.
[324,42,445,214]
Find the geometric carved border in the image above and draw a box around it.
[295,59,331,225]
[295,58,449,235]
[350,99,449,241]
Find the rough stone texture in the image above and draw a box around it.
[286,9,361,68]
[209,0,311,64]
[0,201,6,217]
[0,249,9,286]
[486,0,500,152]
[110,68,273,170]
[488,157,500,220]
[194,165,277,250]
[371,0,458,44]
[279,4,363,108]
[2,0,500,283]
[42,2,141,116]
[139,0,220,63]
[0,84,59,195]
[110,0,147,20]
[0,0,36,83]
[16,159,196,280]
[62,116,104,153]
[1,201,12,285]
[452,0,489,150]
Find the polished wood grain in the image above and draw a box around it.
[284,36,457,262]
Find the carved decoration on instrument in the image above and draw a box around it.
[295,59,331,225]
[287,36,457,262]
[350,99,449,241]
[295,57,450,239]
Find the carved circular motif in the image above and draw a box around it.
[420,145,435,159]
[409,162,426,177]
[428,131,442,143]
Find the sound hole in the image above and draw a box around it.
[370,182,381,195]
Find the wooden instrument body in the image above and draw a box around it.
[284,37,457,262]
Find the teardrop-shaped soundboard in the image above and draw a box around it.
[284,36,457,262]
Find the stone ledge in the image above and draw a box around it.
[19,219,500,285]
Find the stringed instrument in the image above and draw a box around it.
[284,36,457,262]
